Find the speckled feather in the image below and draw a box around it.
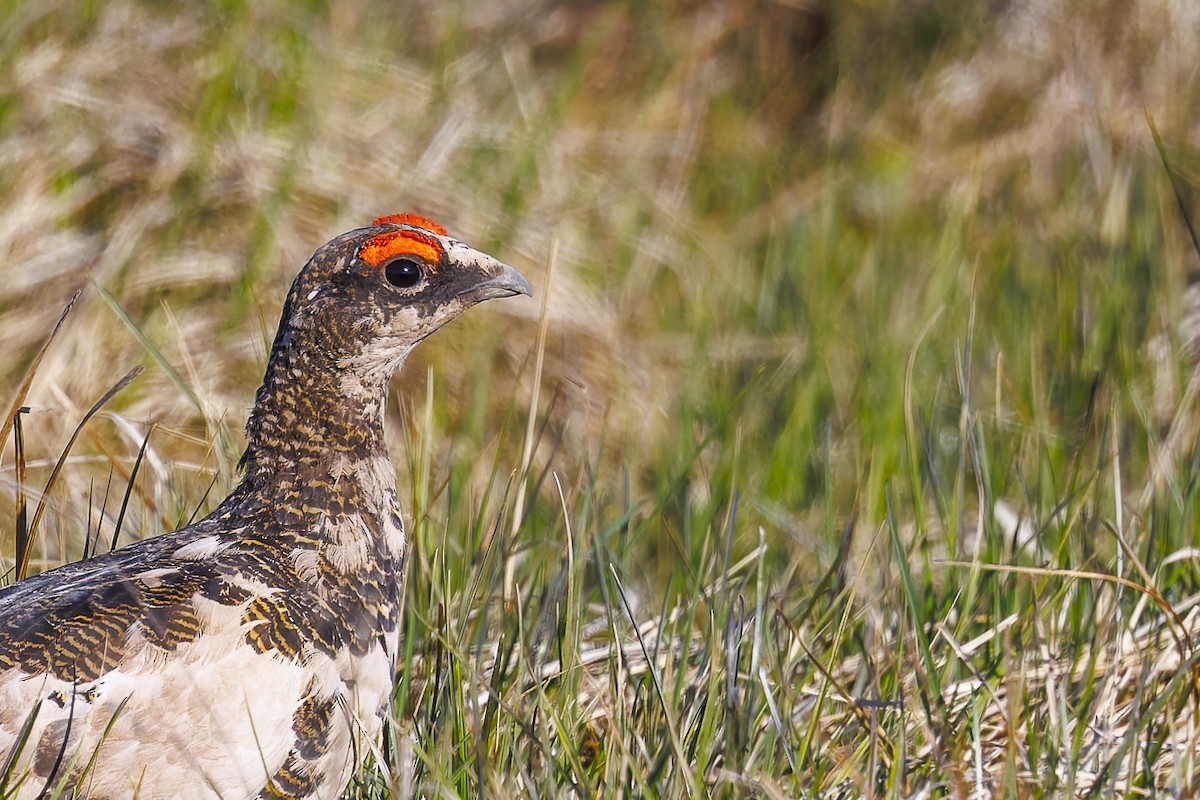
[0,216,530,799]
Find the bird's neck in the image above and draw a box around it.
[236,338,396,513]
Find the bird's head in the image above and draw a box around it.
[272,213,532,386]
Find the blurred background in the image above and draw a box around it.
[2,0,1199,595]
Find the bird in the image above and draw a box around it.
[0,213,531,799]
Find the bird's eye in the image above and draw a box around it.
[384,258,423,289]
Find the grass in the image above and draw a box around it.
[3,0,1200,796]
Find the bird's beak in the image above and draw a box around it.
[446,240,533,303]
[467,263,533,301]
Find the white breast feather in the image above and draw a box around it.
[0,601,307,800]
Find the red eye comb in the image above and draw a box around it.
[358,230,444,268]
[372,213,448,237]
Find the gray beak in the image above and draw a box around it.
[466,263,534,301]
[444,238,533,303]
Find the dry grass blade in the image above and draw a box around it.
[937,561,1186,629]
[0,290,80,455]
[511,239,556,531]
[4,292,81,584]
[506,240,556,601]
[17,366,143,580]
[1146,110,1200,260]
[12,408,27,585]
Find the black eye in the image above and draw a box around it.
[384,258,423,289]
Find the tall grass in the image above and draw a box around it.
[3,0,1200,795]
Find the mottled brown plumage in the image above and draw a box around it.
[0,215,530,799]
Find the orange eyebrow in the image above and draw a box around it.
[357,230,445,268]
[371,213,448,236]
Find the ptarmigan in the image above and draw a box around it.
[0,213,531,799]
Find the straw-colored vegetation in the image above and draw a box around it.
[3,0,1200,796]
